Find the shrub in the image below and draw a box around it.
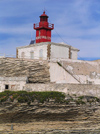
[95,97,100,102]
[78,96,84,100]
[17,96,28,103]
[0,91,66,104]
[76,100,85,105]
[0,96,8,102]
[15,91,27,96]
[13,93,19,99]
[65,100,70,104]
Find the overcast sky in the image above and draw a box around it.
[0,0,100,60]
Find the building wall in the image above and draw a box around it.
[17,44,48,60]
[17,42,79,60]
[49,62,79,83]
[50,45,69,59]
[0,77,27,92]
[71,50,78,60]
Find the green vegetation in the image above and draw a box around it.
[78,96,84,100]
[0,91,66,104]
[0,91,100,105]
[95,97,100,102]
[75,100,86,105]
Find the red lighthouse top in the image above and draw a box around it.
[40,11,48,17]
[34,11,54,43]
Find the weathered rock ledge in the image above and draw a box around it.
[0,58,50,83]
[0,100,100,123]
[1,101,100,133]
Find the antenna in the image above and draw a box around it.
[43,7,47,13]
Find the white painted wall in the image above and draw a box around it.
[18,44,48,60]
[49,62,79,84]
[0,77,27,92]
[17,42,79,60]
[50,45,69,59]
[71,50,78,60]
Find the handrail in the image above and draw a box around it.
[34,23,54,29]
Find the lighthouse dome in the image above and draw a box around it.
[40,11,48,18]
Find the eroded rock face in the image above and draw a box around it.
[1,95,100,134]
[0,99,100,123]
[0,58,50,83]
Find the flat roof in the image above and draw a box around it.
[17,42,79,51]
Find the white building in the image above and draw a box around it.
[16,42,79,60]
[0,11,83,92]
[16,11,79,61]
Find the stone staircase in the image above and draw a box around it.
[0,58,50,83]
[57,60,100,84]
[60,60,100,75]
[58,61,84,84]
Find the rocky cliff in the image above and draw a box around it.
[0,58,50,83]
[0,101,99,123]
[0,91,100,123]
[1,94,100,133]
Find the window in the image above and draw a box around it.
[70,52,72,59]
[30,51,34,59]
[39,49,43,58]
[21,52,25,58]
[5,85,9,89]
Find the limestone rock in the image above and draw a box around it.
[0,58,50,83]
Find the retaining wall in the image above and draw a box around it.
[24,83,100,97]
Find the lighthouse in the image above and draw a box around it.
[17,11,79,61]
[34,11,54,43]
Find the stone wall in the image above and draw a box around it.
[57,59,100,84]
[0,77,27,92]
[0,58,50,91]
[60,59,100,75]
[49,62,79,83]
[1,58,100,93]
[24,83,100,97]
[0,58,50,82]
